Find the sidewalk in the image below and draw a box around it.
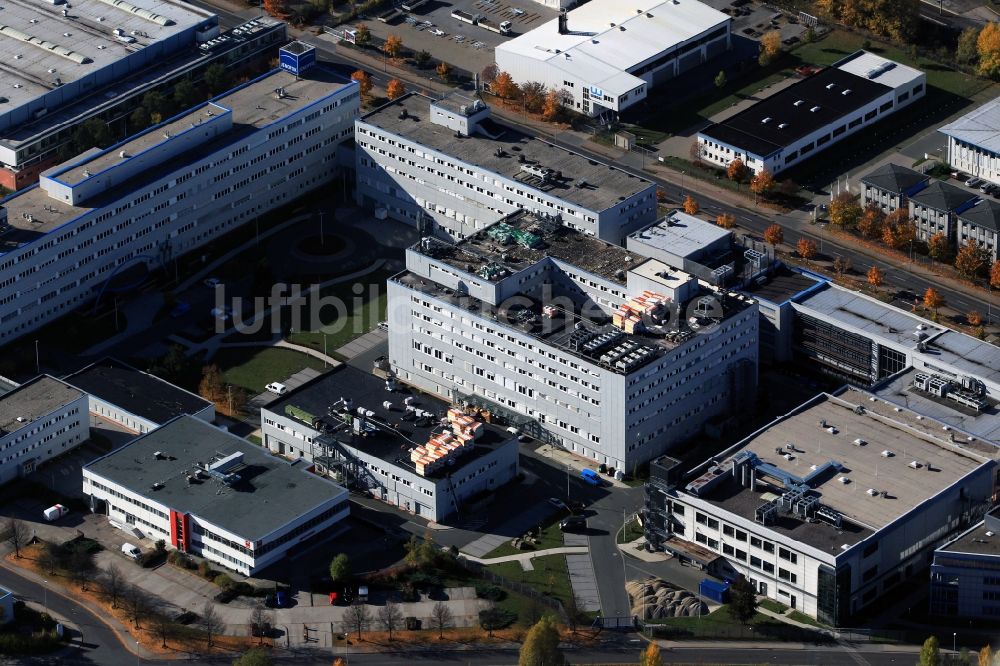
[535,443,630,489]
[463,545,588,568]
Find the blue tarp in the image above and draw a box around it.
[699,579,729,603]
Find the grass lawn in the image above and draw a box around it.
[487,555,574,608]
[758,598,789,614]
[646,604,831,642]
[483,520,567,559]
[246,434,262,445]
[287,269,393,355]
[787,610,826,628]
[213,347,327,394]
[617,519,644,545]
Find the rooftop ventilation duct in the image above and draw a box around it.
[0,24,92,64]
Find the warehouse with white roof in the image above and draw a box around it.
[494,0,731,117]
[940,97,1000,186]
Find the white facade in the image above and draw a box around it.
[85,395,214,435]
[941,97,1000,185]
[0,376,89,485]
[0,66,359,346]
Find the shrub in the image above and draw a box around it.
[197,561,212,578]
[475,584,507,602]
[214,574,235,590]
[479,607,516,631]
[399,582,419,602]
[0,630,63,655]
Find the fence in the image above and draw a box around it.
[641,620,833,643]
[459,558,567,620]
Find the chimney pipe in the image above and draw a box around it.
[558,10,568,34]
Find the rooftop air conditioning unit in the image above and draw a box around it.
[908,461,922,469]
[881,450,893,457]
[838,476,850,484]
[853,438,866,446]
[866,488,878,496]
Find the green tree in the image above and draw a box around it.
[72,118,113,153]
[414,49,431,67]
[233,647,273,666]
[172,79,197,111]
[729,576,757,625]
[714,70,727,88]
[957,26,982,65]
[204,63,232,95]
[129,106,151,132]
[354,23,371,47]
[518,615,564,666]
[142,90,172,124]
[919,636,941,666]
[329,553,351,584]
[828,191,862,228]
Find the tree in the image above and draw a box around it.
[716,213,736,229]
[5,518,28,559]
[928,232,950,262]
[992,259,1000,288]
[492,71,518,99]
[234,647,273,666]
[129,106,151,132]
[957,26,982,65]
[201,600,223,647]
[414,50,432,67]
[377,600,403,640]
[833,255,852,277]
[351,70,373,102]
[968,310,984,327]
[640,642,664,666]
[683,195,699,215]
[152,609,175,648]
[342,602,371,639]
[955,240,990,279]
[829,192,862,228]
[867,265,884,292]
[37,544,58,575]
[403,533,437,567]
[978,645,992,666]
[383,34,403,60]
[518,615,564,666]
[763,223,783,246]
[919,636,941,666]
[750,168,775,200]
[72,118,113,153]
[481,64,499,85]
[797,238,818,260]
[690,140,703,164]
[521,81,547,113]
[249,603,272,646]
[726,158,748,182]
[882,209,914,249]
[329,553,351,584]
[101,564,125,609]
[204,63,232,96]
[172,79,197,112]
[858,204,885,240]
[354,23,371,47]
[714,70,727,88]
[563,594,585,635]
[431,601,454,639]
[68,549,97,591]
[386,79,406,101]
[979,22,1000,78]
[263,0,289,18]
[759,31,782,66]
[142,90,171,124]
[199,364,226,407]
[542,90,562,122]
[923,287,945,317]
[122,584,152,629]
[436,61,452,83]
[728,576,757,624]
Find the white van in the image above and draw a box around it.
[121,543,141,560]
[265,382,287,395]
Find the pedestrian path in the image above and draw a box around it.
[462,545,589,566]
[460,504,555,558]
[563,531,601,613]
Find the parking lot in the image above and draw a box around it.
[360,0,559,78]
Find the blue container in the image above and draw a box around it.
[699,579,729,604]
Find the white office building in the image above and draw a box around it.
[941,96,1000,186]
[495,0,731,117]
[0,376,88,485]
[0,49,358,345]
[355,93,656,244]
[930,506,1000,619]
[386,210,759,470]
[83,416,350,575]
[645,387,997,625]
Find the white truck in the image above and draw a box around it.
[478,18,512,34]
[43,504,68,521]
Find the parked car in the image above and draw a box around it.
[378,321,389,331]
[510,6,525,15]
[980,181,995,193]
[431,28,445,36]
[43,504,69,521]
[265,382,288,395]
[547,497,567,510]
[121,543,141,560]
[559,515,587,532]
[580,469,602,486]
[967,177,983,189]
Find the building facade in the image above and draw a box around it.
[941,97,1000,186]
[907,180,978,245]
[859,163,929,214]
[0,55,358,345]
[930,507,1000,619]
[0,376,88,485]
[956,199,1000,264]
[355,94,656,244]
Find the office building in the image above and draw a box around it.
[860,163,929,214]
[626,210,736,285]
[941,97,1000,186]
[65,357,214,434]
[930,506,1000,619]
[83,415,350,575]
[698,51,925,175]
[956,199,1000,263]
[355,93,656,243]
[907,180,978,245]
[386,209,759,470]
[644,387,996,624]
[0,50,359,345]
[260,365,520,522]
[495,0,731,117]
[0,375,88,485]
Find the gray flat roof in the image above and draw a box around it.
[360,93,653,213]
[629,211,731,261]
[940,96,1000,155]
[84,416,347,540]
[925,330,1000,388]
[938,515,1000,556]
[692,389,991,550]
[0,0,213,112]
[0,375,83,437]
[744,266,824,305]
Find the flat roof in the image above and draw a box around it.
[940,96,1000,155]
[497,0,729,96]
[0,375,83,437]
[416,209,645,285]
[0,67,349,245]
[874,369,1000,446]
[743,266,825,305]
[629,211,731,260]
[833,50,924,90]
[938,510,1000,556]
[0,0,213,114]
[359,93,653,213]
[84,416,347,541]
[690,389,991,551]
[65,357,211,425]
[924,330,1000,388]
[265,366,514,480]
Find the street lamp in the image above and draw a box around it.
[42,580,47,616]
[953,632,957,653]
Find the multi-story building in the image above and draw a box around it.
[930,506,1000,619]
[956,198,1000,263]
[494,0,731,117]
[907,180,978,245]
[626,210,735,285]
[859,163,929,214]
[354,93,656,244]
[644,387,997,625]
[0,7,286,192]
[698,51,925,175]
[941,97,1000,185]
[83,415,350,575]
[386,209,758,470]
[65,357,214,434]
[260,365,520,522]
[0,375,88,485]
[0,45,359,345]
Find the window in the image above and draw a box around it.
[735,530,747,542]
[723,543,735,556]
[863,566,878,583]
[779,548,798,564]
[707,517,719,530]
[778,568,797,584]
[696,512,707,525]
[724,525,735,537]
[672,504,685,516]
[862,541,878,558]
[750,555,762,568]
[751,537,763,549]
[763,562,774,574]
[763,542,775,554]
[735,549,747,562]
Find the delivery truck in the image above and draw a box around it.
[478,18,512,34]
[43,504,68,521]
[451,9,479,24]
